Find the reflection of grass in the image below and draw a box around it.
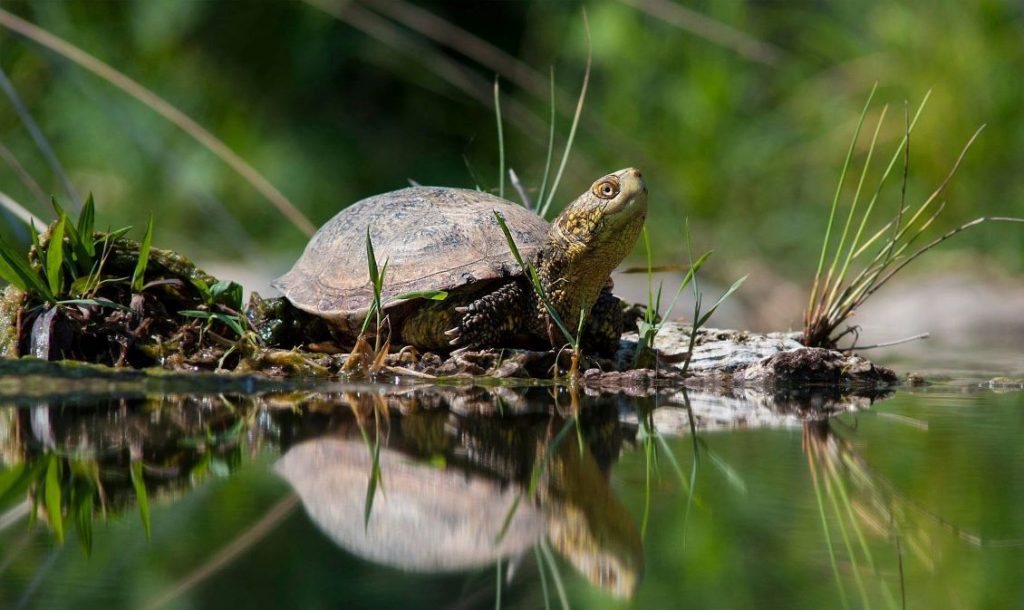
[803,421,923,609]
[346,393,389,529]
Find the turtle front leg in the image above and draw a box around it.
[579,286,625,357]
[444,280,531,352]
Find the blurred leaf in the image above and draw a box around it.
[77,195,96,256]
[59,297,134,313]
[130,459,152,541]
[71,479,94,555]
[67,274,99,297]
[393,289,448,301]
[0,463,28,507]
[131,214,154,293]
[210,280,244,310]
[45,214,67,296]
[191,278,212,303]
[209,458,230,477]
[179,310,246,337]
[45,454,64,544]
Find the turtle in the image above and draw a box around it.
[271,168,647,356]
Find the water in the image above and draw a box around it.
[1,363,1023,609]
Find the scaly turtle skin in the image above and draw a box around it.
[272,168,647,355]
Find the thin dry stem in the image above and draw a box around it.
[0,140,47,205]
[620,0,783,65]
[0,8,316,236]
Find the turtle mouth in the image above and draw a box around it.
[605,168,647,216]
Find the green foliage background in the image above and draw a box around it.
[0,0,1022,278]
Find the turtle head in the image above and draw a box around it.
[548,168,648,272]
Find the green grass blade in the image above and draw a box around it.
[539,538,570,610]
[393,289,448,301]
[808,83,877,314]
[493,211,527,269]
[494,77,505,200]
[131,214,154,293]
[696,275,748,328]
[493,211,576,344]
[178,310,212,320]
[0,242,30,292]
[534,544,552,610]
[51,198,90,276]
[130,459,151,540]
[72,479,94,554]
[539,12,591,218]
[45,454,64,544]
[210,280,244,309]
[494,492,524,545]
[59,298,134,313]
[824,104,889,304]
[536,67,557,212]
[77,194,95,256]
[211,313,246,337]
[45,214,66,296]
[662,250,712,322]
[365,227,381,288]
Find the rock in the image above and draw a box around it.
[735,347,898,386]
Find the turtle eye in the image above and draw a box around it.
[594,179,619,199]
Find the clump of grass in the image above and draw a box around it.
[633,226,710,369]
[631,223,746,374]
[0,198,261,368]
[803,87,1024,348]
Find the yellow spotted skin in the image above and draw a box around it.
[531,168,648,346]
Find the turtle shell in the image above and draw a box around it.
[273,186,549,326]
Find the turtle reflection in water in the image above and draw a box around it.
[270,169,648,354]
[275,406,644,598]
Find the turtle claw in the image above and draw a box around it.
[451,346,470,357]
[454,306,470,314]
[446,327,464,347]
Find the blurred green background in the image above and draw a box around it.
[0,0,1022,325]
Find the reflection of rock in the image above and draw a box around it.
[276,437,545,572]
[620,387,888,435]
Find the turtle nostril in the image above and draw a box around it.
[630,169,643,179]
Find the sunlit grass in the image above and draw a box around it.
[803,88,1024,348]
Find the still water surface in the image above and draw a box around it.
[0,361,1022,609]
